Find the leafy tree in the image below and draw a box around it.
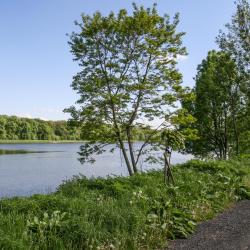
[0,117,6,139]
[37,123,52,140]
[5,117,18,140]
[65,4,187,175]
[54,122,69,138]
[216,0,250,155]
[19,121,32,140]
[185,51,244,159]
[217,0,249,74]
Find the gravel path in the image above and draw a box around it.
[168,200,250,250]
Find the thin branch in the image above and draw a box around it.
[135,121,167,165]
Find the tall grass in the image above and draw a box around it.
[0,158,249,249]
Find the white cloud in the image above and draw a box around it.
[18,113,33,119]
[177,55,188,62]
[29,107,68,120]
[156,54,188,63]
[38,117,49,121]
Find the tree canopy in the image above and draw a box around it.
[217,0,249,75]
[0,115,81,141]
[184,51,245,158]
[217,0,250,154]
[182,0,250,159]
[66,4,188,175]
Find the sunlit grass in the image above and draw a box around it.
[0,158,249,249]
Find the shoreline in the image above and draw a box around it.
[0,140,85,144]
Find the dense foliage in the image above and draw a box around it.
[0,115,156,142]
[0,115,81,141]
[217,0,250,155]
[0,158,249,249]
[184,51,248,158]
[183,0,250,159]
[217,0,249,76]
[66,3,190,175]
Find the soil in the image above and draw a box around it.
[167,200,250,250]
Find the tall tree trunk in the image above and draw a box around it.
[224,109,228,160]
[231,86,240,156]
[126,127,138,173]
[213,113,223,159]
[219,148,223,160]
[217,118,224,160]
[109,93,134,176]
[119,139,133,176]
[232,111,239,156]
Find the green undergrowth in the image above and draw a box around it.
[0,158,249,250]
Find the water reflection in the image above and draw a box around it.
[0,149,52,155]
[0,143,192,198]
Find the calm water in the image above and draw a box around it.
[0,143,192,198]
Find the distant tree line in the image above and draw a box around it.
[0,115,81,140]
[0,115,152,142]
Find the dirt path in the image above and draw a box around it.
[168,200,250,250]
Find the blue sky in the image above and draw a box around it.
[0,0,236,120]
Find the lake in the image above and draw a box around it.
[0,143,192,198]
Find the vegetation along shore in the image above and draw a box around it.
[0,157,249,249]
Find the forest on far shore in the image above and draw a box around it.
[0,115,150,142]
[0,115,81,141]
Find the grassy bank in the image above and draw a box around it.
[0,140,84,144]
[0,158,249,249]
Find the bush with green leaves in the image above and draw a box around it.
[25,211,67,242]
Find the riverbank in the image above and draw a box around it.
[0,157,249,249]
[0,140,84,144]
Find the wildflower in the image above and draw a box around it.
[110,243,115,249]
